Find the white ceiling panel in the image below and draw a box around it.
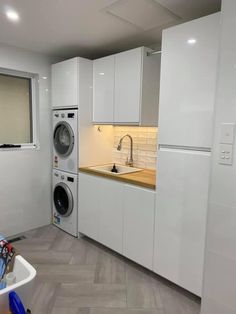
[104,0,180,31]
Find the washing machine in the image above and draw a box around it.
[53,109,78,174]
[52,169,78,237]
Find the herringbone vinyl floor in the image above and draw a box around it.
[14,225,201,314]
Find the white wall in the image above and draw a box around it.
[201,1,236,313]
[0,44,55,237]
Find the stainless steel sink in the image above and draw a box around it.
[89,164,142,175]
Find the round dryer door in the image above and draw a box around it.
[53,182,74,217]
[53,121,74,157]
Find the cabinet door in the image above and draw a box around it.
[158,13,220,148]
[78,173,100,240]
[114,48,142,123]
[93,55,115,123]
[99,179,123,253]
[123,185,155,269]
[52,58,78,108]
[153,148,210,296]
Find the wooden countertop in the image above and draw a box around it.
[79,166,156,190]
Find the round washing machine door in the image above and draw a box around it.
[53,182,74,217]
[53,121,74,157]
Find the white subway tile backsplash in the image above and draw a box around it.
[113,126,157,170]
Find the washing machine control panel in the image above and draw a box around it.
[54,172,74,183]
[68,113,75,118]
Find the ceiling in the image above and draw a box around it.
[0,0,221,59]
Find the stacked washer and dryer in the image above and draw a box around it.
[51,56,94,237]
[52,109,78,237]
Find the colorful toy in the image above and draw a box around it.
[0,234,16,289]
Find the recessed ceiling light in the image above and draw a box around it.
[6,9,20,22]
[187,38,197,45]
[42,76,48,80]
[99,72,105,76]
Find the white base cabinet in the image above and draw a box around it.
[78,173,100,240]
[99,179,123,253]
[78,173,156,269]
[123,185,155,269]
[78,173,123,252]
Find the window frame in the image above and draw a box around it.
[0,67,39,150]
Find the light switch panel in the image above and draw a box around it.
[220,123,235,144]
[219,144,233,165]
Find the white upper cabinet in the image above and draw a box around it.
[114,48,142,123]
[93,55,115,123]
[93,47,160,126]
[52,57,78,108]
[158,13,220,148]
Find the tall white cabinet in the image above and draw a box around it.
[93,47,161,125]
[154,13,220,297]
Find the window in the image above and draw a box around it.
[0,68,38,149]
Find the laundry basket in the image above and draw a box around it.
[0,255,36,313]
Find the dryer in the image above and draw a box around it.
[52,169,78,237]
[53,109,78,174]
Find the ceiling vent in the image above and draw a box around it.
[104,0,179,31]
